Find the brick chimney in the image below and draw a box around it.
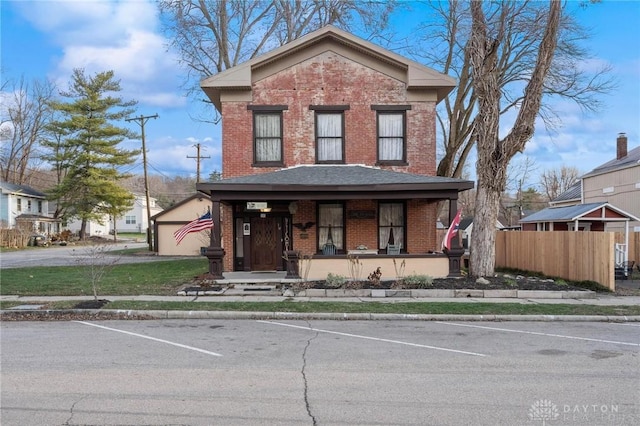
[617,133,628,160]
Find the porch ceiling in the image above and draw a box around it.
[196,165,474,202]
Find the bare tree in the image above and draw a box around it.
[158,0,396,122]
[539,165,580,201]
[469,0,562,277]
[411,1,614,180]
[0,76,56,184]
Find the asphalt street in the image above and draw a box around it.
[0,242,183,269]
[2,319,639,425]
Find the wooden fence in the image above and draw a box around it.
[495,231,616,290]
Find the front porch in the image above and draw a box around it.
[196,165,473,280]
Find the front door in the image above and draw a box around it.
[250,216,279,270]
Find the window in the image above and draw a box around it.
[249,105,287,165]
[38,201,43,213]
[379,202,405,250]
[125,215,136,225]
[27,200,32,211]
[318,203,344,252]
[16,199,22,212]
[310,106,349,163]
[372,105,410,164]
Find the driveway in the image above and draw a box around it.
[0,242,187,269]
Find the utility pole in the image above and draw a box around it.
[187,143,210,182]
[125,114,158,251]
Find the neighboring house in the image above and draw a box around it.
[0,182,61,235]
[65,193,163,236]
[153,193,212,256]
[114,194,163,233]
[194,25,474,278]
[545,134,640,233]
[580,133,640,233]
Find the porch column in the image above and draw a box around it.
[204,199,225,279]
[445,198,464,277]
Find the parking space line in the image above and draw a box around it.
[436,322,640,347]
[75,321,223,357]
[257,320,487,357]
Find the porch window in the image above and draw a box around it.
[27,200,32,211]
[253,112,283,164]
[316,112,344,163]
[379,202,404,250]
[17,198,22,212]
[38,201,43,213]
[318,203,344,252]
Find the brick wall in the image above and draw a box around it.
[221,51,437,178]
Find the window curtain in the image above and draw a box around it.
[255,114,281,162]
[379,203,404,249]
[317,114,342,161]
[319,203,343,249]
[379,114,403,161]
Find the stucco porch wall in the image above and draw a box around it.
[300,255,449,281]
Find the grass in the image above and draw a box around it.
[1,299,639,317]
[2,256,638,317]
[0,258,208,296]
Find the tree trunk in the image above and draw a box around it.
[470,184,502,276]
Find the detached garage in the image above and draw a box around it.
[153,193,214,256]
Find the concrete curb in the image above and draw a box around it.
[178,288,598,299]
[2,309,640,322]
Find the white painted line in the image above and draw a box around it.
[257,320,487,357]
[436,322,640,347]
[75,321,222,357]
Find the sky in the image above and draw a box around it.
[1,0,639,191]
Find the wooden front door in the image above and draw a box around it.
[250,217,279,270]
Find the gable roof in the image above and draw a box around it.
[201,25,456,110]
[582,145,640,178]
[151,193,211,221]
[196,165,474,201]
[520,202,639,224]
[0,182,46,198]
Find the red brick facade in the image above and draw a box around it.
[222,52,436,178]
[196,26,467,274]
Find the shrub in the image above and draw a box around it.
[402,274,434,288]
[325,273,347,288]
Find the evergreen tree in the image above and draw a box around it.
[47,69,139,240]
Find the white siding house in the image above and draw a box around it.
[0,182,60,235]
[65,194,163,236]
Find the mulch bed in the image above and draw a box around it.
[295,275,590,292]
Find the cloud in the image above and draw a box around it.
[14,0,184,108]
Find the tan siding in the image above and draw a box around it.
[583,165,640,232]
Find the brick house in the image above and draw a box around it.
[196,26,473,279]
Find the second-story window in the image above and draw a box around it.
[311,105,349,163]
[249,105,287,166]
[316,112,344,163]
[372,105,410,164]
[254,112,283,164]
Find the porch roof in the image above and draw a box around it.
[196,165,474,202]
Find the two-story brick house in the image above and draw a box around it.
[196,26,473,279]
